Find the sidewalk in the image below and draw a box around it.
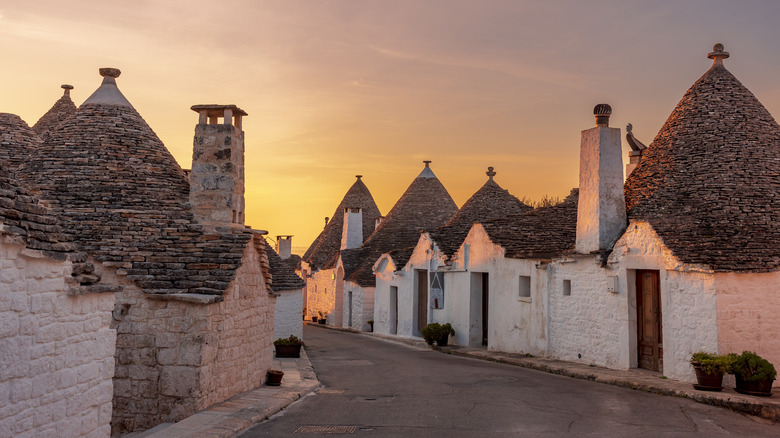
[312,322,780,422]
[129,348,321,438]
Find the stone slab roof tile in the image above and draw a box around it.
[31,85,77,138]
[482,189,579,260]
[625,47,780,272]
[0,113,42,172]
[265,240,306,291]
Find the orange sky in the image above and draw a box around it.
[2,1,780,254]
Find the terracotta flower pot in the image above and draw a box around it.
[692,363,723,391]
[735,375,774,396]
[267,370,284,386]
[275,344,302,358]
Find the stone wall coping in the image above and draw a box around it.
[146,293,225,304]
[68,284,123,295]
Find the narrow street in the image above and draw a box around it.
[241,326,777,437]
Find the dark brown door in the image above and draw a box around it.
[482,273,489,346]
[416,270,428,335]
[636,270,662,371]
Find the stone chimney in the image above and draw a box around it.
[625,123,647,177]
[276,235,293,260]
[189,104,247,228]
[576,104,627,254]
[341,207,363,250]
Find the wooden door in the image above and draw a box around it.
[481,273,489,346]
[416,270,428,335]
[636,270,662,371]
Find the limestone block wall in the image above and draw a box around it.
[109,240,275,435]
[716,271,780,369]
[199,240,274,409]
[306,268,336,320]
[0,241,116,438]
[274,288,303,340]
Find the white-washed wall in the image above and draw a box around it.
[0,241,116,438]
[342,282,373,330]
[549,221,718,382]
[716,271,780,369]
[274,288,303,340]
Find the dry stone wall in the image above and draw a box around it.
[110,237,274,435]
[0,241,115,438]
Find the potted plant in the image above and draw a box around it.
[422,323,454,346]
[732,351,776,396]
[689,351,733,391]
[273,335,304,358]
[437,323,455,347]
[311,314,318,323]
[318,310,328,324]
[267,369,284,386]
[367,320,374,332]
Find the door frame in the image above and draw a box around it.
[636,269,662,372]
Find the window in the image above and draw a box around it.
[563,279,572,296]
[519,275,531,300]
[430,272,445,309]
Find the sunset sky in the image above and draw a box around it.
[2,1,779,254]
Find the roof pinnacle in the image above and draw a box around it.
[356,175,362,180]
[486,166,496,181]
[708,43,729,66]
[423,160,431,168]
[99,68,121,78]
[61,84,74,96]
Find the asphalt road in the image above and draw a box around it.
[241,326,778,437]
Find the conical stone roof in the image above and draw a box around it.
[265,240,306,291]
[31,85,77,138]
[343,161,458,286]
[625,45,780,272]
[0,113,42,172]
[429,167,532,261]
[18,68,253,294]
[482,189,579,260]
[303,175,381,270]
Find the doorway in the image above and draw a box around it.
[348,291,353,327]
[636,270,662,371]
[481,273,489,346]
[389,286,398,335]
[414,270,428,336]
[334,267,344,327]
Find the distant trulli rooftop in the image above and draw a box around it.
[303,175,381,270]
[625,44,780,272]
[341,161,458,287]
[428,166,532,262]
[0,113,41,172]
[31,84,77,138]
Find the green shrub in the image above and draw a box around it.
[274,335,304,346]
[689,351,734,375]
[733,351,777,382]
[441,323,455,337]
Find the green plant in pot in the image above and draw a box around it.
[732,351,776,396]
[422,323,455,346]
[689,351,733,391]
[318,310,328,324]
[273,335,304,358]
[437,323,455,346]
